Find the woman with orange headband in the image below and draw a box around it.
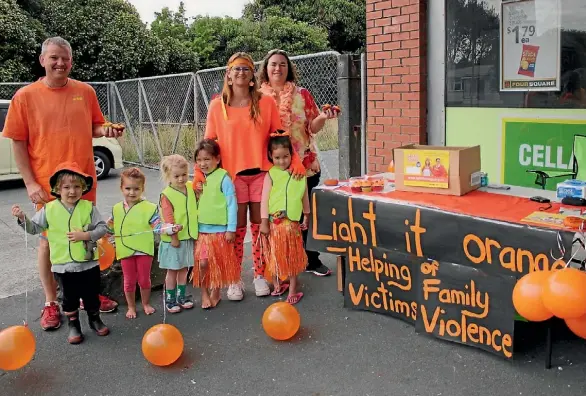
[194,52,305,301]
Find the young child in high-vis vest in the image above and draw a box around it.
[108,168,182,319]
[12,163,110,344]
[192,139,240,309]
[158,154,198,313]
[260,130,310,305]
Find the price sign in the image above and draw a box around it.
[500,0,561,91]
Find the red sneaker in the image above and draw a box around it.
[40,302,61,331]
[80,295,118,313]
[99,295,118,313]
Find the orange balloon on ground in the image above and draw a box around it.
[512,271,553,322]
[98,237,116,271]
[142,324,184,366]
[542,268,586,319]
[565,314,586,340]
[262,302,300,341]
[0,325,36,371]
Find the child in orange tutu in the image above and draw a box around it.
[192,139,240,309]
[260,130,309,304]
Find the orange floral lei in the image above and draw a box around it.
[260,82,296,130]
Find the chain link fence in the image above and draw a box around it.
[0,51,341,179]
[0,82,113,118]
[111,73,196,168]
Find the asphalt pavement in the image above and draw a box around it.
[1,168,585,396]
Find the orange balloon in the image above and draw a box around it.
[142,324,184,366]
[98,237,116,271]
[262,302,300,341]
[542,268,586,319]
[565,314,586,340]
[512,271,553,322]
[0,325,36,371]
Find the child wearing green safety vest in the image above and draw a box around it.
[108,167,182,319]
[158,154,198,313]
[260,130,310,305]
[12,162,110,344]
[192,139,240,309]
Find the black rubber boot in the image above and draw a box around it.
[66,312,84,344]
[87,311,110,336]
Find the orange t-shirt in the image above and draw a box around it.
[205,95,283,178]
[2,79,105,203]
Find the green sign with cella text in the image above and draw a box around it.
[502,119,586,190]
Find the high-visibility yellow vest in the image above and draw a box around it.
[268,167,306,221]
[45,199,96,264]
[198,168,228,226]
[160,181,198,242]
[112,200,158,259]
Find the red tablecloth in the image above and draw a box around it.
[337,187,571,230]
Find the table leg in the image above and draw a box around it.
[545,321,553,369]
[340,255,346,296]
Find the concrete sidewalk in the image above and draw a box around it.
[1,255,585,396]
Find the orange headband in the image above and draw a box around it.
[228,57,255,70]
[270,129,290,137]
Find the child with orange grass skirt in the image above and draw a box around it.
[192,139,240,309]
[260,130,309,304]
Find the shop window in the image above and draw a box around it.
[445,0,586,108]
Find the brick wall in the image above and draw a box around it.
[366,0,427,173]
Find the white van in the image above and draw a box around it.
[0,99,123,181]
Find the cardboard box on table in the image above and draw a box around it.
[394,145,481,196]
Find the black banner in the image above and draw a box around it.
[308,189,574,359]
[344,247,420,324]
[416,260,516,359]
[308,189,573,279]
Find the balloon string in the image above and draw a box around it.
[162,289,166,325]
[23,218,28,326]
[112,225,176,239]
[551,220,586,268]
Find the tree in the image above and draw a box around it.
[39,0,168,80]
[189,16,243,69]
[150,2,199,74]
[0,0,44,81]
[243,0,365,53]
[189,15,329,69]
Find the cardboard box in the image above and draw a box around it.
[394,145,481,196]
[556,179,586,199]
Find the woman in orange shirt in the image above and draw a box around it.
[195,52,305,301]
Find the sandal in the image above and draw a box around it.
[286,292,303,305]
[271,283,289,296]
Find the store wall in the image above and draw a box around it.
[445,0,586,190]
[366,0,428,173]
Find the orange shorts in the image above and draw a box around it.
[233,172,266,204]
[38,188,97,240]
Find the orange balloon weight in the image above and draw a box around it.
[512,271,553,322]
[262,302,300,341]
[565,314,586,340]
[0,325,36,371]
[142,324,184,366]
[98,237,116,271]
[542,268,586,319]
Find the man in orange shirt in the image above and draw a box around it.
[2,37,123,331]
